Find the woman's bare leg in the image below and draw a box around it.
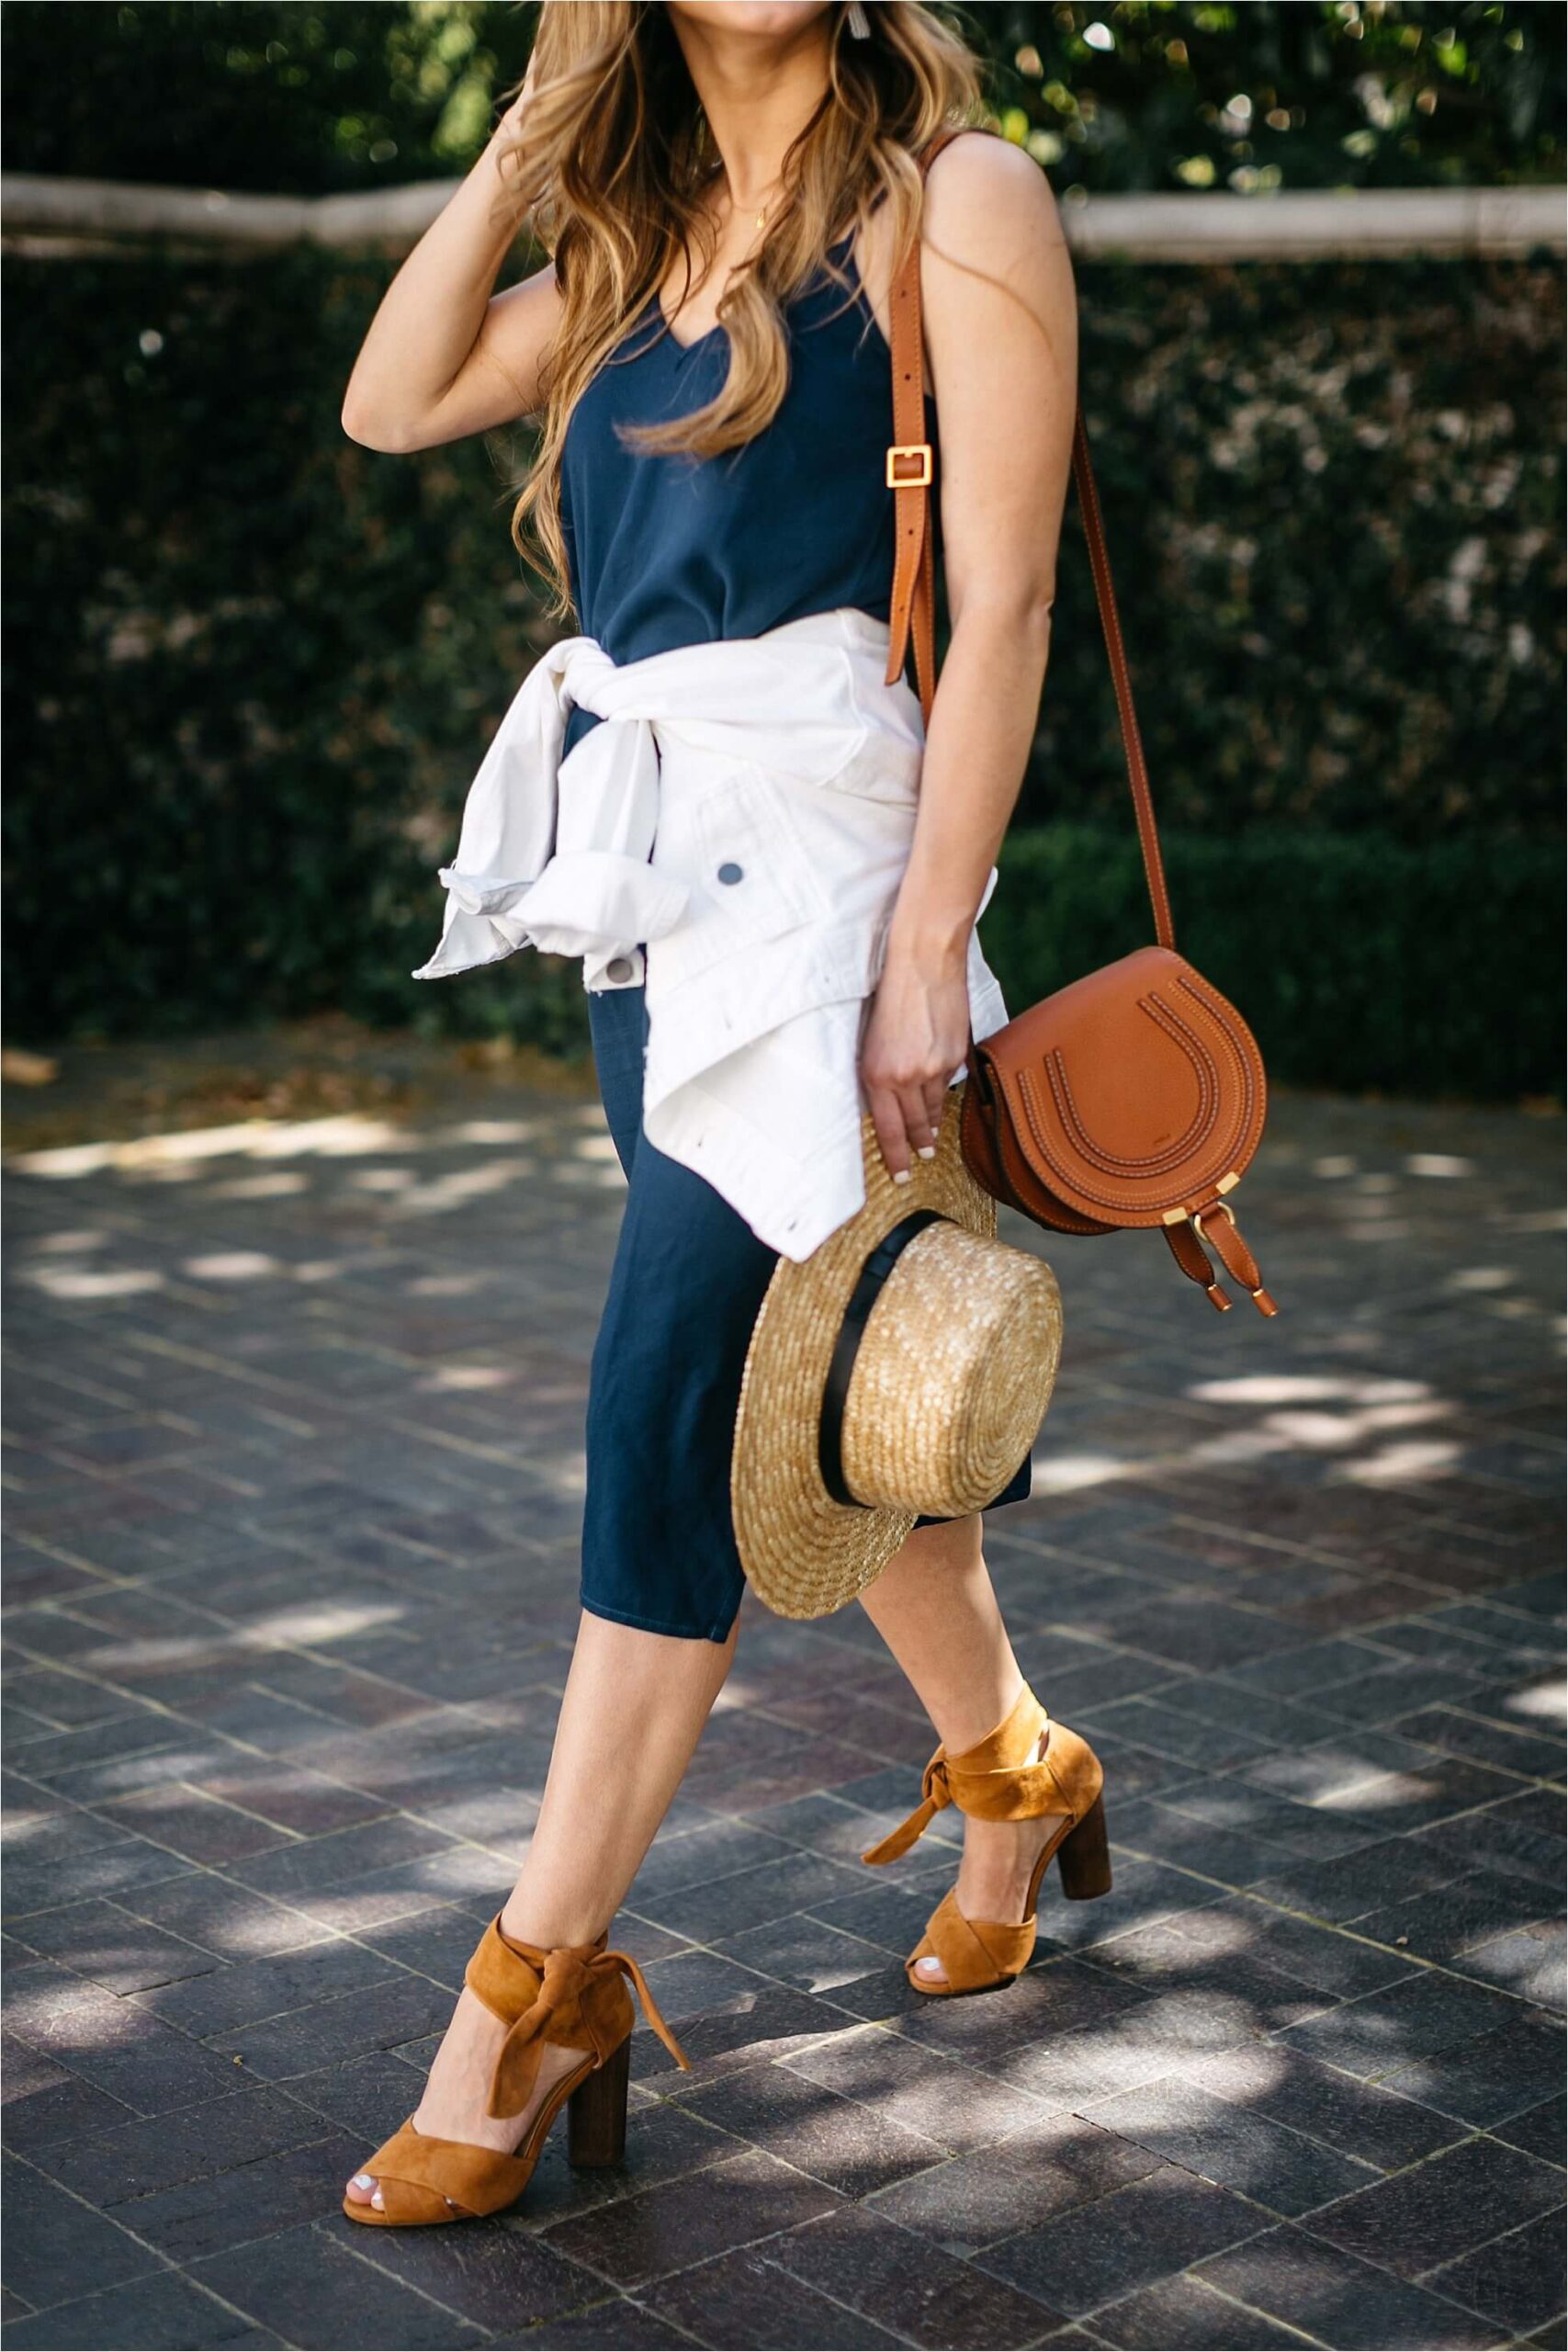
[347,1608,736,2208]
[856,1514,1066,1987]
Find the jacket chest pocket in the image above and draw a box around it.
[656,768,829,987]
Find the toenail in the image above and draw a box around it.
[352,2174,375,2190]
[371,2189,385,2211]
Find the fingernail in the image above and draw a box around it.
[917,1145,936,1159]
[892,1168,912,1185]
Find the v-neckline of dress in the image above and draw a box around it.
[656,302,727,357]
[653,227,863,358]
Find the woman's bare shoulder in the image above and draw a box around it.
[922,129,1066,277]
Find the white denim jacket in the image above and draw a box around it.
[414,606,1010,1260]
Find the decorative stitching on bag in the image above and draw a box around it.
[1174,972,1265,1145]
[972,1054,1104,1227]
[1016,1066,1168,1211]
[1008,985,1250,1214]
[1142,983,1260,1167]
[1171,978,1265,1174]
[1048,998,1214,1173]
[1135,993,1224,1143]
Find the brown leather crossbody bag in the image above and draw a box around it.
[881,130,1278,1317]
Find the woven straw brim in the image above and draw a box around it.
[731,1085,1059,1621]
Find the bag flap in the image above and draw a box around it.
[972,945,1267,1227]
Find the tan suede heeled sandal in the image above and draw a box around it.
[343,1915,690,2227]
[862,1682,1111,1996]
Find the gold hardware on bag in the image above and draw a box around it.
[1163,1175,1240,1227]
[886,444,932,487]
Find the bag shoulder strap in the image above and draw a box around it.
[884,127,1175,952]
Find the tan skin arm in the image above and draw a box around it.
[859,134,1077,1181]
[341,67,560,451]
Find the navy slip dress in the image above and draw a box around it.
[563,232,1031,1645]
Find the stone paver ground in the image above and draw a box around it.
[3,1027,1563,2351]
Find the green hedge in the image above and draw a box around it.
[3,243,1562,1097]
[986,824,1563,1102]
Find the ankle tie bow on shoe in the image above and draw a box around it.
[860,1754,956,1865]
[861,1696,1065,1869]
[465,1918,691,2119]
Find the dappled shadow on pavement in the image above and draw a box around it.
[3,1064,1563,2350]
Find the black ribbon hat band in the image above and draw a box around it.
[817,1208,943,1507]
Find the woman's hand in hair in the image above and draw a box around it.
[340,37,558,454]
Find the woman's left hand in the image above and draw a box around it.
[860,951,970,1182]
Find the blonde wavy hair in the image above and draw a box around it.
[490,2,985,615]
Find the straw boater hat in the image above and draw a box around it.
[731,1084,1064,1620]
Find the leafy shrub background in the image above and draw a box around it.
[5,1,1561,195]
[987,828,1562,1103]
[4,243,1561,1093]
[3,0,1563,1095]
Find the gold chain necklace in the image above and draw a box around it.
[728,176,786,240]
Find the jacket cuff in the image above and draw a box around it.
[412,851,686,980]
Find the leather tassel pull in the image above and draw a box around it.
[1195,1204,1280,1319]
[1161,1218,1232,1313]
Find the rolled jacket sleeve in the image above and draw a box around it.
[412,639,682,980]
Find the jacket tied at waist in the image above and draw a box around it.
[413,606,1010,1261]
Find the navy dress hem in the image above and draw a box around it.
[579,1590,740,1645]
[581,978,1031,1647]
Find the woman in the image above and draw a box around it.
[338,0,1102,2229]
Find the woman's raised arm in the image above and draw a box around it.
[341,65,561,454]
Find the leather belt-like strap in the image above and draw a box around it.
[883,128,1176,955]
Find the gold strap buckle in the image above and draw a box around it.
[1192,1201,1238,1236]
[886,442,932,489]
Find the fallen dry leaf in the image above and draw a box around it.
[1,1048,59,1087]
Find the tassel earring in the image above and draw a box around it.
[846,2,872,36]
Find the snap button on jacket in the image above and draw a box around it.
[413,607,1010,1261]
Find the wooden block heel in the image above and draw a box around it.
[567,2031,630,2168]
[1056,1791,1111,1899]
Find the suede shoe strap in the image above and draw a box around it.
[464,1917,691,2118]
[860,1754,954,1865]
[862,1685,1054,1867]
